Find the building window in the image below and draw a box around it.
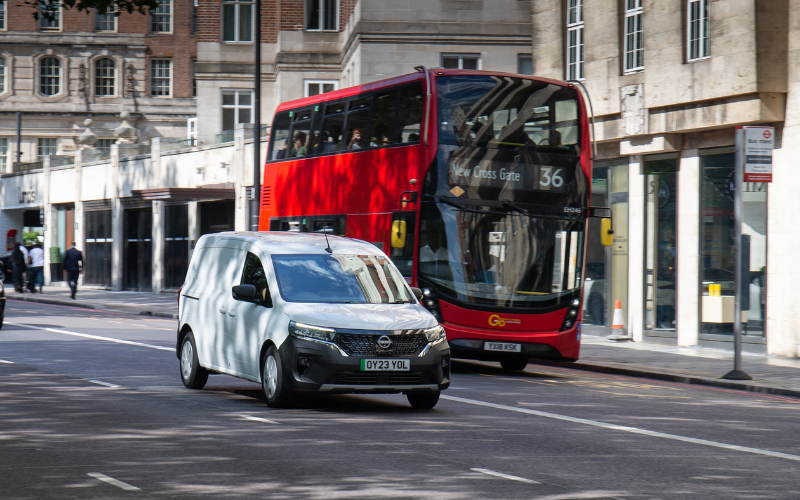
[39,57,61,96]
[95,58,116,97]
[304,80,338,97]
[306,0,337,31]
[517,54,533,75]
[40,3,61,31]
[566,0,584,80]
[442,54,480,70]
[95,8,117,32]
[221,89,253,131]
[37,138,58,161]
[624,0,644,73]
[151,0,172,33]
[192,0,198,34]
[688,0,710,61]
[0,1,6,30]
[222,0,253,42]
[191,59,197,97]
[0,138,7,172]
[0,57,5,93]
[150,59,171,97]
[95,138,114,157]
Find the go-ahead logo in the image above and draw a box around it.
[488,314,521,327]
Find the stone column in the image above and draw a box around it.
[42,155,52,285]
[627,156,645,342]
[74,150,85,288]
[188,201,199,260]
[676,151,700,346]
[234,124,248,231]
[110,143,123,291]
[152,200,164,293]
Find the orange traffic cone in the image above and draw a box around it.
[607,299,631,341]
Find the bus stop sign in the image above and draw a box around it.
[742,126,774,183]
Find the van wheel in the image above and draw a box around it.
[500,358,528,371]
[180,331,208,389]
[262,346,291,408]
[407,391,440,409]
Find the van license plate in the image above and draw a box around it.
[360,359,410,371]
[484,342,522,352]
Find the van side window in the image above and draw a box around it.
[268,112,292,161]
[345,95,371,150]
[320,101,345,154]
[369,89,398,146]
[288,109,313,158]
[241,252,272,307]
[396,83,424,144]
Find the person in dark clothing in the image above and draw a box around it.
[64,242,83,299]
[11,242,26,293]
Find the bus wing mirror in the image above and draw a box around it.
[391,220,407,249]
[600,218,613,246]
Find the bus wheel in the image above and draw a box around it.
[500,358,528,371]
[407,391,440,409]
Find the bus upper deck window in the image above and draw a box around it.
[396,83,423,144]
[320,102,345,154]
[269,112,291,161]
[369,89,398,147]
[288,109,313,158]
[345,96,371,150]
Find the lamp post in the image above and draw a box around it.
[251,0,262,232]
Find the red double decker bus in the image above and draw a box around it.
[261,67,592,369]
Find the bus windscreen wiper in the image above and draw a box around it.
[502,201,531,217]
[436,196,490,214]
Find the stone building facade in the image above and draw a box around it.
[0,0,197,170]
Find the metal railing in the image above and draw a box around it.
[82,149,111,163]
[160,138,202,153]
[245,124,270,140]
[12,161,43,173]
[214,129,235,144]
[118,143,151,158]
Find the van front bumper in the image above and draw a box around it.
[278,335,451,394]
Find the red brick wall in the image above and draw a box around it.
[280,0,304,31]
[340,0,357,31]
[7,2,45,31]
[145,0,198,98]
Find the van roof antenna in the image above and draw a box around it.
[323,229,333,253]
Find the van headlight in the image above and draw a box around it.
[288,321,337,342]
[423,325,446,343]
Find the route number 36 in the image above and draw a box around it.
[539,167,564,188]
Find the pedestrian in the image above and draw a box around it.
[28,242,44,294]
[10,242,26,293]
[64,242,83,300]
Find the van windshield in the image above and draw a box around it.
[272,254,415,304]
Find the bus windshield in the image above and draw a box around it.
[437,75,580,154]
[418,203,584,308]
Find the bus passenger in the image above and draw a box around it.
[289,131,308,157]
[348,128,365,150]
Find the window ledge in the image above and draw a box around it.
[687,56,711,63]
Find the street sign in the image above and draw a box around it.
[742,126,774,182]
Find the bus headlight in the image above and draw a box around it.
[288,321,337,342]
[423,325,446,343]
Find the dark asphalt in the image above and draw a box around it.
[3,301,800,499]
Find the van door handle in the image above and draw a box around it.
[228,311,236,317]
[219,307,227,314]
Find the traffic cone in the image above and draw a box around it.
[606,299,631,341]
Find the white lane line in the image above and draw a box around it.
[88,380,121,388]
[442,395,800,462]
[6,322,175,352]
[471,468,539,484]
[0,359,14,364]
[241,414,279,425]
[87,472,141,491]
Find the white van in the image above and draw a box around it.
[177,232,450,409]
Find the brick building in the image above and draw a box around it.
[0,0,197,170]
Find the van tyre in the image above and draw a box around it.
[500,358,528,371]
[407,391,440,409]
[262,346,291,408]
[180,331,208,389]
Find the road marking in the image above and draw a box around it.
[6,322,175,352]
[470,468,539,484]
[241,414,279,425]
[88,380,121,388]
[0,359,13,364]
[442,395,800,462]
[87,472,141,491]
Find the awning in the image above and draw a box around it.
[131,187,235,201]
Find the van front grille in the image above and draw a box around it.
[334,332,427,357]
[332,371,433,385]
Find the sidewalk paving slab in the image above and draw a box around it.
[5,286,178,319]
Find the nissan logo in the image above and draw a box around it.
[376,335,393,349]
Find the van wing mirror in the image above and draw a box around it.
[391,220,407,249]
[410,287,423,300]
[232,284,258,302]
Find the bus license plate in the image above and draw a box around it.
[484,342,522,352]
[361,359,410,371]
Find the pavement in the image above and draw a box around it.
[7,286,800,400]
